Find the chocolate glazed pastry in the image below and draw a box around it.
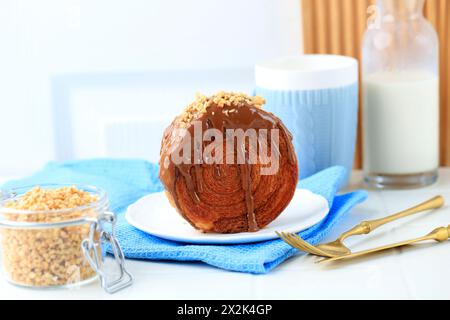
[159,92,298,234]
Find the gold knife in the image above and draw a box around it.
[318,225,450,264]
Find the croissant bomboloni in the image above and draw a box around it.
[159,92,298,234]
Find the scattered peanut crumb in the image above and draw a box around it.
[1,186,100,287]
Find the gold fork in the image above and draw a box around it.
[276,195,444,258]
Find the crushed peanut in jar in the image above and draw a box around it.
[0,186,100,287]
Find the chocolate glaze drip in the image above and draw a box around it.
[214,165,221,178]
[160,101,297,232]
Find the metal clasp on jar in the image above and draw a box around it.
[82,211,133,294]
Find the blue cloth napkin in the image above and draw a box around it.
[2,159,367,274]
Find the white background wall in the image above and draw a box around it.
[0,0,303,176]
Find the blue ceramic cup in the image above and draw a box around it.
[255,55,359,184]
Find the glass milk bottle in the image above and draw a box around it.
[362,0,439,189]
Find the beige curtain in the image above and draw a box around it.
[301,0,450,168]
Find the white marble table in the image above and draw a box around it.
[1,170,450,300]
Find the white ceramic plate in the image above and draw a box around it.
[125,189,329,244]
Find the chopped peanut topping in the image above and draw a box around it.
[178,91,266,127]
[5,186,97,211]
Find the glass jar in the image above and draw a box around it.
[0,184,132,293]
[362,0,439,189]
